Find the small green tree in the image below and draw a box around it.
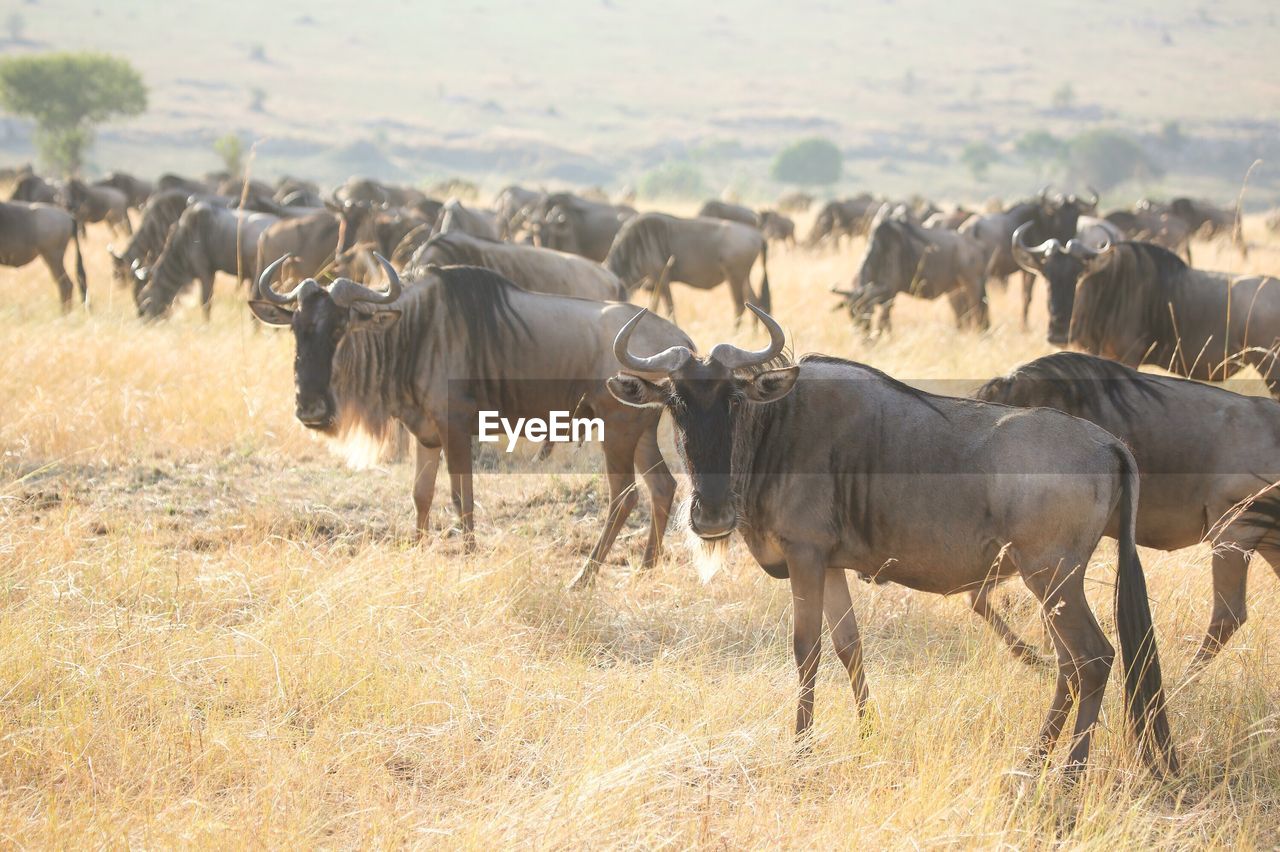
[1014,130,1066,177]
[771,137,842,185]
[0,52,146,174]
[960,141,999,182]
[213,133,245,178]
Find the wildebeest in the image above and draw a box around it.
[157,173,214,195]
[273,176,322,207]
[61,178,132,236]
[757,210,797,246]
[604,212,771,324]
[1045,241,1280,397]
[95,172,153,211]
[433,199,501,241]
[134,202,280,320]
[0,201,87,311]
[1105,203,1195,264]
[1010,217,1124,338]
[922,206,975,231]
[108,189,252,289]
[527,193,637,262]
[255,201,378,289]
[806,195,880,247]
[976,352,1280,669]
[249,256,689,586]
[1120,197,1246,262]
[9,174,58,205]
[960,189,1095,327]
[493,185,545,240]
[776,191,814,213]
[336,177,426,208]
[606,306,1178,777]
[697,199,759,227]
[409,230,626,301]
[836,215,988,332]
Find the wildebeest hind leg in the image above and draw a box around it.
[823,569,869,713]
[1021,557,1114,771]
[967,582,1051,667]
[569,424,643,589]
[1020,270,1035,331]
[199,274,215,322]
[1189,543,1251,670]
[41,251,74,313]
[633,423,674,571]
[443,414,476,552]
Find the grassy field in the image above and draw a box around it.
[2,209,1280,846]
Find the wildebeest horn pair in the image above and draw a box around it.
[614,303,785,373]
[256,253,402,307]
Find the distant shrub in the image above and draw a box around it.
[638,161,707,199]
[960,141,999,182]
[771,137,842,185]
[1067,129,1161,190]
[213,133,244,178]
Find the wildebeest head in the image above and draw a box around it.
[249,253,402,431]
[1037,186,1097,243]
[607,305,796,540]
[1012,222,1110,345]
[847,219,922,319]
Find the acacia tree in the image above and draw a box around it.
[0,52,146,175]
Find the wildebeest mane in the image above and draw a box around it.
[975,351,1167,424]
[605,214,671,288]
[1070,241,1186,361]
[121,189,190,266]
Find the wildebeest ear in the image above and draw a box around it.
[248,299,294,326]
[743,365,799,403]
[607,373,668,408]
[348,307,401,333]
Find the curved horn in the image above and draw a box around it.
[708,305,787,370]
[256,254,311,304]
[327,253,402,308]
[613,308,693,374]
[1084,186,1099,207]
[1066,237,1109,258]
[1012,222,1057,256]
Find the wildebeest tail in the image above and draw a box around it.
[758,238,772,314]
[71,222,87,303]
[1112,444,1178,777]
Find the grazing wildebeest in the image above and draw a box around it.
[108,190,251,289]
[433,199,501,241]
[606,307,1179,777]
[528,193,637,262]
[697,199,759,227]
[250,256,688,586]
[337,177,426,208]
[409,231,626,301]
[493,185,545,240]
[758,210,797,246]
[273,176,321,207]
[1010,218,1124,338]
[157,173,214,195]
[1105,204,1195,264]
[0,201,87,311]
[61,178,132,236]
[835,216,988,332]
[976,352,1280,669]
[960,189,1095,327]
[134,202,280,320]
[806,195,880,247]
[95,172,153,211]
[604,212,771,323]
[922,206,975,231]
[1045,241,1280,397]
[9,174,58,205]
[255,201,378,288]
[776,191,814,213]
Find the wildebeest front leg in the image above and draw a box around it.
[967,582,1051,667]
[569,421,644,589]
[443,413,476,552]
[1020,270,1036,331]
[413,442,443,537]
[725,265,748,328]
[787,546,827,741]
[199,273,216,322]
[633,423,674,571]
[823,569,869,713]
[1189,543,1251,670]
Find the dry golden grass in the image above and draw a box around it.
[2,213,1280,847]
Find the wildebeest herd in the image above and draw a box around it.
[4,165,1280,782]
